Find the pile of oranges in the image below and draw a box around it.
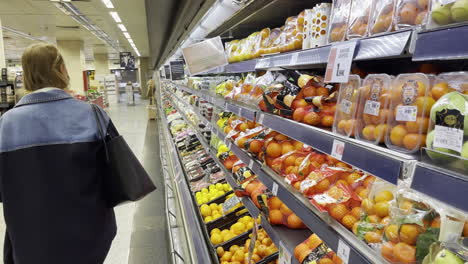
[267,196,306,229]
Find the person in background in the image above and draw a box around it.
[146,78,155,104]
[0,43,116,263]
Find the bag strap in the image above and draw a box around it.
[91,104,110,162]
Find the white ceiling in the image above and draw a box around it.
[0,0,149,61]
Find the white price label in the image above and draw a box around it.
[238,108,243,116]
[271,183,279,196]
[340,99,353,114]
[222,195,241,213]
[396,105,417,122]
[434,125,464,153]
[364,100,381,116]
[248,159,254,169]
[331,140,345,160]
[337,239,351,264]
[257,113,265,124]
[325,41,357,83]
[290,52,299,65]
[278,242,292,264]
[227,141,232,149]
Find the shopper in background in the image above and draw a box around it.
[0,43,116,263]
[147,78,155,104]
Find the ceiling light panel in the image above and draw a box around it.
[101,0,114,9]
[109,11,121,23]
[117,24,127,32]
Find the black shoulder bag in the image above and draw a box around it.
[92,104,156,207]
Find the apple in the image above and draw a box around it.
[434,249,464,264]
[430,91,467,123]
[451,0,468,22]
[432,3,453,25]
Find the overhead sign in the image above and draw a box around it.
[164,65,171,79]
[170,60,185,80]
[120,52,135,70]
[182,36,228,76]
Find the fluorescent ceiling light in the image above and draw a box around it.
[101,0,114,8]
[123,32,131,39]
[117,24,127,32]
[109,11,121,23]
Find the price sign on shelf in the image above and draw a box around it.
[271,183,279,196]
[222,195,241,214]
[325,41,357,83]
[331,139,345,160]
[278,242,292,264]
[337,239,351,264]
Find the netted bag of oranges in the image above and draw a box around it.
[294,234,344,264]
[380,190,441,264]
[270,149,314,179]
[266,196,307,229]
[299,165,355,197]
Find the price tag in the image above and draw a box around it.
[331,139,345,160]
[396,105,417,122]
[238,108,243,116]
[248,159,254,169]
[222,195,241,213]
[257,113,265,124]
[364,100,381,116]
[340,99,353,114]
[247,219,259,263]
[290,52,299,65]
[434,125,464,153]
[324,41,357,83]
[337,239,351,264]
[278,242,292,264]
[227,141,232,150]
[271,183,279,196]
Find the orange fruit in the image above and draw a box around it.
[281,142,295,155]
[304,112,321,126]
[269,209,284,225]
[329,204,349,221]
[306,234,323,250]
[293,141,304,150]
[294,243,310,261]
[318,258,334,264]
[363,176,375,188]
[343,119,356,135]
[280,203,293,216]
[375,202,390,218]
[402,133,425,151]
[374,124,389,143]
[400,200,415,214]
[405,117,429,133]
[295,157,305,166]
[368,214,381,224]
[463,221,468,237]
[221,251,233,261]
[347,172,362,185]
[293,181,302,190]
[362,125,376,141]
[351,207,363,219]
[399,224,421,245]
[287,214,304,229]
[337,119,347,132]
[284,155,297,167]
[374,190,394,203]
[262,238,273,247]
[390,125,407,147]
[352,222,360,234]
[414,96,435,117]
[249,139,264,153]
[239,123,249,132]
[321,115,335,127]
[381,242,398,262]
[274,134,289,141]
[381,216,391,225]
[268,197,283,210]
[315,178,331,193]
[431,82,449,100]
[266,142,282,158]
[371,109,391,125]
[358,188,369,199]
[393,242,416,263]
[364,231,382,244]
[385,224,400,243]
[316,87,330,96]
[341,214,358,230]
[361,199,375,215]
[216,246,225,257]
[363,113,374,125]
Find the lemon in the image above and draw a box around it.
[201,188,209,194]
[231,222,246,235]
[211,228,221,235]
[246,222,254,230]
[223,184,231,192]
[200,204,211,217]
[220,229,230,238]
[211,210,219,216]
[209,185,216,191]
[216,183,224,191]
[205,216,213,222]
[218,205,223,211]
[213,214,221,220]
[200,197,208,205]
[210,203,218,211]
[210,233,223,244]
[223,232,236,242]
[240,216,252,224]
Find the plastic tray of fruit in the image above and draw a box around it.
[194,182,234,206]
[204,204,247,231]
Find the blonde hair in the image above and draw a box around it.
[22,43,70,91]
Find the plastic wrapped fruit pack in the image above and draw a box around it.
[266,196,307,229]
[430,0,468,28]
[328,0,353,43]
[294,234,344,263]
[303,3,332,49]
[209,215,259,245]
[369,0,397,35]
[355,74,394,145]
[333,75,361,137]
[385,73,433,153]
[347,0,374,39]
[395,0,431,29]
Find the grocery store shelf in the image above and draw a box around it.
[413,24,468,61]
[411,162,468,213]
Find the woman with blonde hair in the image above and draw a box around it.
[0,43,116,263]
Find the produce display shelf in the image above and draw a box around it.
[411,162,468,213]
[413,24,468,61]
[173,83,415,185]
[159,100,214,264]
[167,91,307,264]
[208,122,390,264]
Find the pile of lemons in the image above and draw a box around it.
[195,183,232,205]
[209,215,259,245]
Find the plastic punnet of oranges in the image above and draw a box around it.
[333,75,361,137]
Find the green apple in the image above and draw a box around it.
[430,92,467,122]
[432,3,454,25]
[451,0,468,22]
[434,249,464,264]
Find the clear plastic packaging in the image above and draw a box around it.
[347,0,374,39]
[369,0,397,35]
[429,0,468,28]
[306,3,332,48]
[328,0,352,43]
[385,73,432,153]
[333,75,361,137]
[395,0,431,29]
[355,74,393,145]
